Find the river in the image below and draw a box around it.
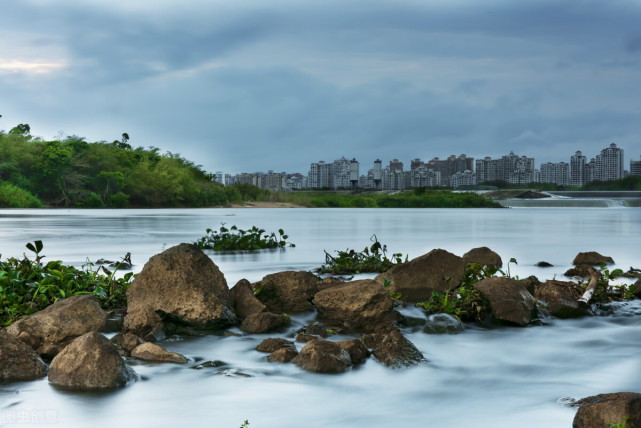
[1,207,640,427]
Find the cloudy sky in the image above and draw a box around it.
[1,0,640,174]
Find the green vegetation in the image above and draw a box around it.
[317,235,406,274]
[195,224,295,251]
[607,416,631,428]
[0,123,266,208]
[0,241,135,326]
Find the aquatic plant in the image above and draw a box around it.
[607,416,631,428]
[0,241,135,326]
[195,224,295,251]
[317,235,406,275]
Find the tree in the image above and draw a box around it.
[9,123,31,136]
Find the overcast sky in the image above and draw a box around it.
[1,0,640,174]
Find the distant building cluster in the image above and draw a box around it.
[216,142,638,190]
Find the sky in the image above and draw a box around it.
[1,0,640,175]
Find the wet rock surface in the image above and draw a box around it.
[48,332,137,390]
[572,251,615,266]
[230,278,267,318]
[255,271,319,313]
[462,247,503,268]
[291,339,352,373]
[256,338,296,353]
[267,347,299,363]
[6,295,107,358]
[131,342,188,364]
[364,326,424,368]
[573,392,641,428]
[376,249,466,302]
[474,277,536,326]
[337,339,370,364]
[0,328,48,381]
[534,280,587,319]
[240,312,290,334]
[423,313,464,334]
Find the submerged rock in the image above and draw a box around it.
[337,339,370,364]
[423,313,464,334]
[230,279,267,319]
[48,332,137,390]
[267,347,299,363]
[313,279,399,332]
[124,243,236,336]
[573,392,641,428]
[131,342,187,364]
[376,249,466,302]
[534,280,587,319]
[474,277,536,326]
[364,326,424,368]
[291,339,352,373]
[0,329,48,381]
[256,338,296,353]
[240,313,290,334]
[462,247,503,268]
[255,271,319,313]
[6,295,106,358]
[572,251,615,266]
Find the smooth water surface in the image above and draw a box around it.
[1,207,640,427]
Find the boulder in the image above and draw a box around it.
[318,277,347,291]
[131,342,187,364]
[0,329,48,381]
[240,313,290,334]
[6,295,106,358]
[122,305,164,341]
[565,265,596,279]
[375,249,466,302]
[573,392,641,428]
[534,281,587,319]
[255,271,319,313]
[48,332,137,390]
[256,338,296,353]
[462,247,503,268]
[267,347,299,363]
[536,261,553,267]
[313,279,399,332]
[296,334,321,344]
[573,251,615,266]
[124,244,236,335]
[423,313,464,334]
[230,279,267,319]
[291,339,352,373]
[474,277,536,326]
[364,327,424,369]
[633,278,641,299]
[337,339,370,364]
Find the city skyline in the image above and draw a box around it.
[2,1,640,174]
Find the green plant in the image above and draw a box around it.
[317,235,407,275]
[607,416,631,428]
[383,278,402,301]
[195,224,295,251]
[239,420,250,428]
[0,241,135,326]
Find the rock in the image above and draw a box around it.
[423,313,464,334]
[267,347,299,363]
[131,342,187,364]
[48,332,137,390]
[230,279,267,319]
[573,251,615,266]
[291,339,352,373]
[462,247,503,268]
[536,261,554,267]
[337,339,369,364]
[100,310,124,332]
[255,271,319,313]
[122,305,165,341]
[124,243,236,335]
[256,338,296,353]
[520,276,540,295]
[313,279,399,332]
[296,334,321,343]
[474,277,536,326]
[6,295,106,358]
[573,392,641,428]
[565,265,596,279]
[303,321,330,338]
[240,313,290,334]
[122,332,146,354]
[534,280,587,319]
[376,249,466,302]
[364,327,424,368]
[318,276,347,290]
[633,278,641,298]
[0,329,48,381]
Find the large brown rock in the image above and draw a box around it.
[255,271,319,313]
[0,329,48,381]
[573,392,641,428]
[131,342,187,364]
[573,251,615,266]
[633,278,641,298]
[48,332,137,390]
[313,279,399,332]
[124,243,236,336]
[534,280,587,319]
[122,305,164,341]
[256,338,296,353]
[230,279,267,319]
[267,347,299,363]
[364,326,424,368]
[6,295,106,358]
[375,249,466,302]
[474,277,536,326]
[291,339,352,373]
[337,339,370,364]
[462,247,503,268]
[240,312,290,334]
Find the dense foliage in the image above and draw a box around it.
[317,235,406,274]
[195,224,295,251]
[0,241,135,326]
[0,124,264,208]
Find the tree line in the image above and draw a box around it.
[0,124,267,208]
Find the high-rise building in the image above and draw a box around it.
[595,143,624,181]
[570,151,587,187]
[631,156,641,177]
[451,170,476,188]
[476,152,535,184]
[540,162,569,186]
[425,154,474,187]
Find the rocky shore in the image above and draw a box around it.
[2,243,640,426]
